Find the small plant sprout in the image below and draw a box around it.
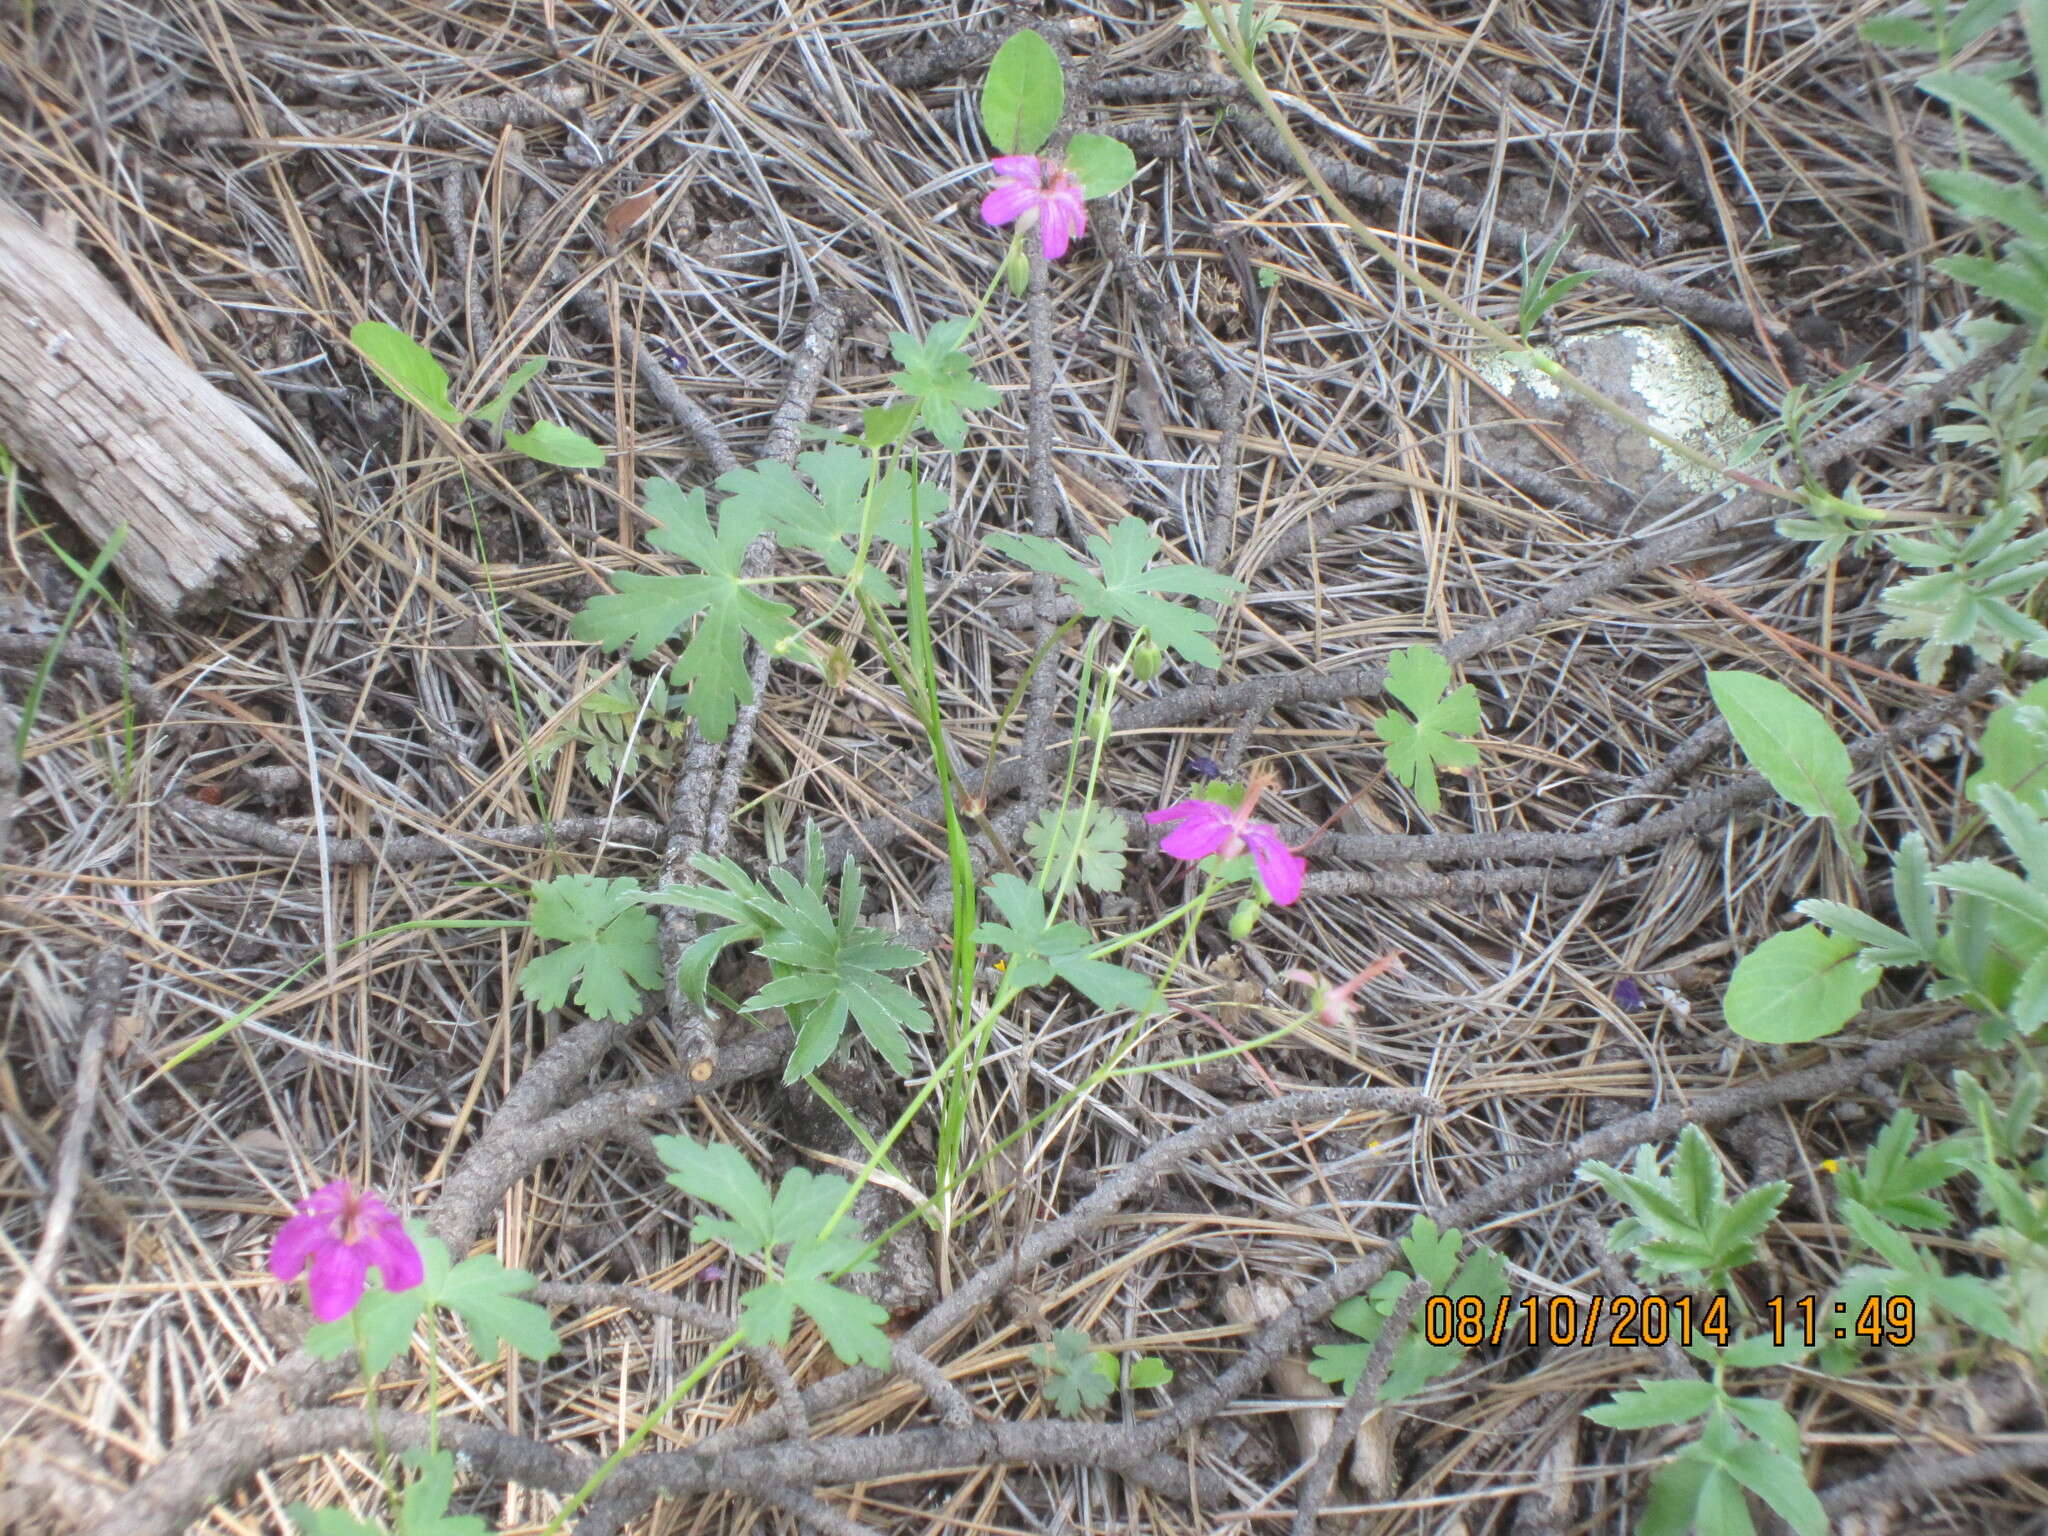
[1147,767,1307,904]
[270,1180,424,1322]
[347,321,605,468]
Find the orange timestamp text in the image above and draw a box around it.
[1421,1292,1918,1350]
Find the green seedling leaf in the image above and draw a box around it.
[1022,802,1129,893]
[396,1447,489,1536]
[350,321,465,424]
[981,28,1064,155]
[471,357,548,429]
[1064,133,1137,199]
[1374,645,1482,813]
[655,1133,778,1256]
[1579,1125,1787,1288]
[889,319,999,451]
[1036,1327,1116,1416]
[1707,671,1863,863]
[1125,1354,1174,1390]
[505,420,605,468]
[519,874,662,1023]
[570,478,802,742]
[1724,925,1882,1043]
[990,517,1241,669]
[715,446,938,600]
[975,873,1157,1014]
[861,399,918,449]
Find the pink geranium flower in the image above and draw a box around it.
[1145,769,1308,905]
[269,1179,424,1322]
[980,155,1088,260]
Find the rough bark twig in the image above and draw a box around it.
[1288,1275,1430,1536]
[0,946,123,1375]
[655,288,869,1079]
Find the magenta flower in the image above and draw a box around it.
[1145,771,1308,906]
[269,1179,424,1322]
[981,155,1088,260]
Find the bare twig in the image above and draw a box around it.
[0,947,123,1374]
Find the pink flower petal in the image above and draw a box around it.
[1244,824,1306,906]
[305,1242,370,1322]
[1038,203,1075,261]
[296,1179,352,1219]
[1158,820,1235,861]
[360,1221,424,1294]
[990,155,1047,184]
[981,184,1039,228]
[268,1213,327,1282]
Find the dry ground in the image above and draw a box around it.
[1,1,2041,1533]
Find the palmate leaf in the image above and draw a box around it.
[1374,645,1481,813]
[303,1227,558,1370]
[655,1134,891,1369]
[889,319,998,451]
[571,478,801,742]
[974,873,1157,1014]
[1308,1226,1509,1403]
[1022,802,1128,893]
[714,446,940,600]
[1579,1125,1787,1287]
[990,517,1241,668]
[519,875,662,1023]
[395,1447,488,1536]
[1036,1327,1116,1417]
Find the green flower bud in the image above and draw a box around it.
[1227,898,1261,941]
[1128,639,1165,682]
[1087,702,1114,744]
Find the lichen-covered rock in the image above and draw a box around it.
[1468,325,1752,526]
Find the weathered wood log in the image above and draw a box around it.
[0,194,318,615]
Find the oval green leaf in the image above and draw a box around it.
[349,320,464,424]
[1064,133,1137,199]
[1723,926,1881,1043]
[505,421,606,469]
[1707,670,1863,862]
[981,29,1064,155]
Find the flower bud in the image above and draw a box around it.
[1227,898,1261,941]
[1128,639,1165,682]
[1087,702,1114,744]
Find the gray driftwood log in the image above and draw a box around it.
[0,194,317,614]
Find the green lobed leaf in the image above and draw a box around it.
[889,320,999,451]
[395,1447,489,1536]
[1707,671,1863,863]
[1022,802,1129,893]
[1717,1439,1826,1536]
[1374,645,1482,814]
[1583,1379,1719,1430]
[438,1250,559,1363]
[654,1133,778,1256]
[1723,926,1881,1044]
[570,478,802,742]
[1037,1327,1116,1416]
[349,321,465,424]
[291,1508,385,1536]
[990,517,1241,669]
[981,28,1064,155]
[519,874,662,1023]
